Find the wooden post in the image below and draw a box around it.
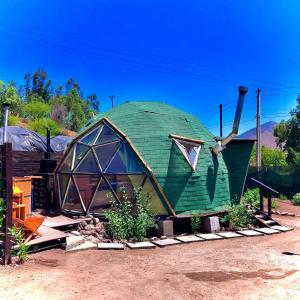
[267,191,272,217]
[259,188,264,213]
[2,143,13,265]
[219,104,223,137]
[256,88,261,168]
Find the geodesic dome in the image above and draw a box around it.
[55,119,168,215]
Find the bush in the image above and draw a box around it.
[105,187,157,242]
[271,199,277,209]
[9,225,29,263]
[292,193,300,206]
[8,115,20,126]
[23,101,50,119]
[221,204,254,230]
[243,188,260,209]
[28,118,60,137]
[279,193,288,200]
[191,216,201,233]
[0,197,5,229]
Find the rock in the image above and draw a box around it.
[160,236,167,240]
[280,212,288,216]
[150,237,158,241]
[84,225,93,231]
[287,213,295,217]
[79,216,86,219]
[80,221,87,227]
[71,231,81,236]
[93,218,100,225]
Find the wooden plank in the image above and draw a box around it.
[42,215,86,228]
[169,134,205,144]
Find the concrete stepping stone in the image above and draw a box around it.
[237,230,264,237]
[151,238,182,247]
[254,227,280,235]
[271,225,293,232]
[196,233,224,240]
[98,242,124,250]
[67,241,97,252]
[216,232,243,239]
[65,234,86,250]
[126,242,156,249]
[175,235,203,243]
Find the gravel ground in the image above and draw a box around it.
[0,214,300,300]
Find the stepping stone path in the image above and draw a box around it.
[65,235,86,251]
[98,242,124,250]
[67,241,97,252]
[271,225,293,232]
[127,242,156,249]
[175,235,203,243]
[237,230,264,237]
[216,232,243,239]
[152,238,182,247]
[254,227,280,235]
[196,233,223,240]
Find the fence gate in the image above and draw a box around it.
[0,143,13,265]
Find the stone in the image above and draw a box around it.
[237,230,264,237]
[150,237,158,241]
[84,225,93,231]
[216,232,243,239]
[202,216,220,233]
[196,233,224,240]
[158,220,174,237]
[98,243,124,250]
[93,218,100,224]
[65,235,86,250]
[80,221,87,227]
[70,231,81,236]
[175,235,203,243]
[127,242,156,249]
[67,241,97,252]
[280,212,288,216]
[160,235,167,239]
[254,227,280,235]
[270,225,293,232]
[287,213,295,217]
[152,238,182,247]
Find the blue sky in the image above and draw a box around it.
[0,0,299,135]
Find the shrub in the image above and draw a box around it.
[191,216,201,233]
[292,193,300,206]
[221,204,254,230]
[9,225,29,263]
[271,199,277,209]
[104,187,157,242]
[28,118,60,137]
[8,115,20,126]
[243,188,260,209]
[279,193,288,200]
[23,101,50,119]
[0,197,5,229]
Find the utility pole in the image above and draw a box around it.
[256,88,261,168]
[219,103,223,137]
[109,95,114,108]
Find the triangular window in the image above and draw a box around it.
[173,139,202,170]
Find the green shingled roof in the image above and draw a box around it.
[81,101,253,216]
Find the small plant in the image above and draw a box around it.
[191,216,201,233]
[221,204,254,230]
[279,193,288,200]
[9,225,29,264]
[271,199,277,209]
[292,193,300,206]
[242,188,260,209]
[104,187,157,242]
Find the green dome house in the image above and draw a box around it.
[54,88,254,217]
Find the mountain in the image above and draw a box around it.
[239,121,278,148]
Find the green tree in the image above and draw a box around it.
[28,118,60,137]
[274,96,300,164]
[250,146,287,167]
[23,101,51,119]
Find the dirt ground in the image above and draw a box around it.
[1,215,300,299]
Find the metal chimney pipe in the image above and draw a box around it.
[2,103,11,144]
[211,86,248,155]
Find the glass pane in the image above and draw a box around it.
[106,174,145,202]
[105,143,144,173]
[75,150,100,173]
[89,177,114,214]
[74,143,90,169]
[63,178,84,212]
[57,173,70,205]
[94,124,120,145]
[74,175,100,210]
[94,141,120,171]
[80,125,102,145]
[60,147,74,172]
[143,177,168,215]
